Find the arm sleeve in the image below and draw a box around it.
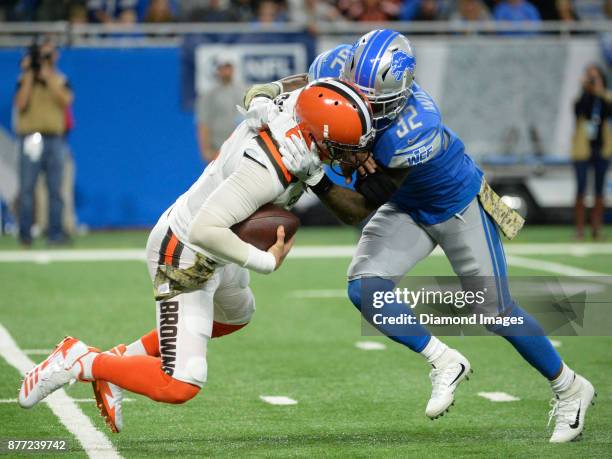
[187,156,281,274]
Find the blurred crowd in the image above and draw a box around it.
[0,0,611,25]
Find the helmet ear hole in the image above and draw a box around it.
[334,101,339,106]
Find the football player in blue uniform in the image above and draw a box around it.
[244,30,595,442]
[308,44,353,82]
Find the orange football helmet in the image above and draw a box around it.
[294,78,375,175]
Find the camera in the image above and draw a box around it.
[28,43,41,73]
[27,41,52,75]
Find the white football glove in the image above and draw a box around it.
[236,97,280,131]
[279,135,324,186]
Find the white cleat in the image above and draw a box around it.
[549,374,596,443]
[425,349,472,419]
[18,336,98,409]
[92,344,125,433]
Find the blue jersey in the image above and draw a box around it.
[373,82,483,225]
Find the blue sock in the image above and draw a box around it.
[348,277,431,353]
[488,304,562,380]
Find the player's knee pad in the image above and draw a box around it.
[240,289,256,322]
[157,377,200,404]
[213,285,256,326]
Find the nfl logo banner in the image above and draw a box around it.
[181,32,315,110]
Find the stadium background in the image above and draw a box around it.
[0,1,611,458]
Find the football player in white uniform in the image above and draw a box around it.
[18,78,376,433]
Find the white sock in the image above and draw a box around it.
[420,336,448,366]
[125,340,147,356]
[74,352,98,380]
[551,363,575,394]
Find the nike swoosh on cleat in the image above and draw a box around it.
[570,404,581,429]
[449,363,466,386]
[105,393,115,409]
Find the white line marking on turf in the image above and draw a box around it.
[1,243,612,263]
[550,339,562,348]
[478,392,521,402]
[0,398,134,403]
[505,255,611,278]
[0,323,121,459]
[259,395,298,406]
[355,341,387,351]
[0,249,146,263]
[23,349,54,355]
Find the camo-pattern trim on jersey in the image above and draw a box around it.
[478,179,524,240]
[154,253,217,301]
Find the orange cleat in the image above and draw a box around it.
[92,344,125,433]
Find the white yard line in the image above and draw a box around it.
[0,249,145,263]
[0,398,134,403]
[23,349,54,355]
[259,395,298,406]
[505,255,611,278]
[354,341,387,351]
[1,243,612,263]
[478,392,521,402]
[0,324,121,459]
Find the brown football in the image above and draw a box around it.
[231,204,300,251]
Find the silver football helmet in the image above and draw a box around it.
[341,29,416,128]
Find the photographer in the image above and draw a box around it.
[14,38,73,246]
[571,64,612,241]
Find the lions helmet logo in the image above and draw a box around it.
[390,50,414,81]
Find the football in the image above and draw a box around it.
[231,204,300,251]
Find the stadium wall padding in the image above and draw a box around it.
[0,37,603,228]
[0,33,315,229]
[1,47,201,228]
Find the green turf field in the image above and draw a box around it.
[0,227,611,458]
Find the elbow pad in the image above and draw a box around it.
[243,82,283,109]
[355,170,398,207]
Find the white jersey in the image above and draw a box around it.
[166,115,304,257]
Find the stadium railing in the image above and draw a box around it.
[0,20,611,47]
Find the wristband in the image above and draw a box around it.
[244,244,276,274]
[309,174,333,196]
